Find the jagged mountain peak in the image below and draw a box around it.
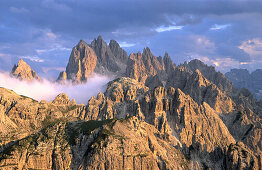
[52,93,76,105]
[57,40,97,83]
[91,35,107,47]
[17,58,26,66]
[77,39,88,46]
[109,39,119,47]
[142,47,153,57]
[57,36,129,83]
[11,58,40,81]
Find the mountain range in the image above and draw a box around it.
[0,35,261,169]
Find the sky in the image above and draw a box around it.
[1,0,262,79]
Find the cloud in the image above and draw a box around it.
[239,38,262,59]
[119,42,136,48]
[210,24,231,30]
[155,25,183,32]
[21,56,44,62]
[46,32,57,39]
[0,72,111,104]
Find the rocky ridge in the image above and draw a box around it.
[1,74,261,169]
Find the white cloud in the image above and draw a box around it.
[119,42,136,48]
[156,25,183,32]
[239,38,262,59]
[240,62,249,65]
[188,35,215,54]
[22,56,44,62]
[0,72,111,104]
[210,24,231,30]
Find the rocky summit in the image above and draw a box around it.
[1,36,262,170]
[11,59,40,81]
[57,36,128,83]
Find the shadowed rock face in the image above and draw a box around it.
[126,48,175,84]
[11,59,40,81]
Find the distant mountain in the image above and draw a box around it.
[11,58,40,81]
[226,69,262,99]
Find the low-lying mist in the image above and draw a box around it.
[0,72,112,104]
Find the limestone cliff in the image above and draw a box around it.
[91,35,128,75]
[126,48,173,84]
[57,40,97,83]
[0,87,85,146]
[11,59,40,81]
[57,36,128,83]
[1,77,261,169]
[1,75,262,169]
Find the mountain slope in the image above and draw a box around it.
[1,76,261,169]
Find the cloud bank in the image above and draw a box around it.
[0,72,111,104]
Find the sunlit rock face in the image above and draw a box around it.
[57,36,129,84]
[1,75,261,169]
[57,40,98,83]
[11,59,40,81]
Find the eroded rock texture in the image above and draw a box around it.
[57,36,128,83]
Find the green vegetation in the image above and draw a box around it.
[66,119,114,146]
[59,105,81,114]
[41,115,66,128]
[137,153,148,158]
[0,119,63,161]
